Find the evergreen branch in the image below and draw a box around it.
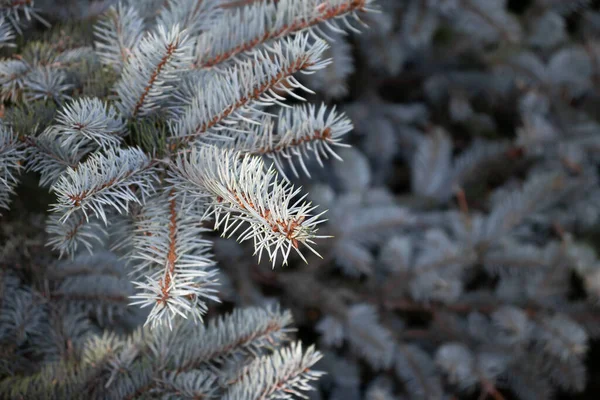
[459,0,520,43]
[46,252,137,327]
[535,314,588,361]
[172,305,294,372]
[24,132,93,188]
[154,370,220,399]
[434,343,478,391]
[73,306,295,397]
[235,103,352,179]
[170,33,330,142]
[411,128,453,201]
[0,59,30,102]
[484,172,582,241]
[0,124,25,212]
[0,16,15,48]
[22,67,72,104]
[115,24,194,118]
[194,0,375,69]
[169,146,328,266]
[51,147,160,224]
[301,29,354,100]
[158,0,223,37]
[445,0,522,44]
[45,211,107,258]
[345,304,395,369]
[395,344,444,399]
[223,342,323,400]
[0,0,49,34]
[53,97,127,151]
[94,2,145,70]
[129,191,219,330]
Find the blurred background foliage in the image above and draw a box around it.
[2,0,600,399]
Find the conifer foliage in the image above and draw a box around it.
[0,0,374,398]
[5,0,600,399]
